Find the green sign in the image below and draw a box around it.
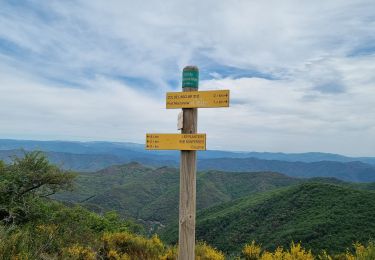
[182,66,199,89]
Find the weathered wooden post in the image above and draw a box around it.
[146,65,229,260]
[179,66,199,260]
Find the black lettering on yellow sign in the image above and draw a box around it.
[166,90,230,109]
[145,134,206,150]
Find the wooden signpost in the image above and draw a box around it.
[146,66,229,260]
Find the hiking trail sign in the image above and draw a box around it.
[166,90,229,109]
[145,66,230,260]
[146,133,206,150]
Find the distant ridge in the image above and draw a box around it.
[0,139,374,182]
[0,139,373,164]
[198,157,375,182]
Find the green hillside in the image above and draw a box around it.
[56,163,375,231]
[0,152,225,259]
[3,152,375,259]
[162,182,375,254]
[55,163,302,227]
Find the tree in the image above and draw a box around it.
[0,151,75,224]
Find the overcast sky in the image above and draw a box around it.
[0,1,374,156]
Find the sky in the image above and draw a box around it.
[0,1,374,156]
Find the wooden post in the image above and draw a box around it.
[178,66,199,260]
[146,66,229,258]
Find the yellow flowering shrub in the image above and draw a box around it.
[160,246,178,260]
[160,242,224,260]
[260,247,284,260]
[101,232,165,259]
[345,242,375,260]
[318,250,333,260]
[243,240,262,260]
[36,224,58,237]
[287,242,314,260]
[62,244,96,260]
[195,242,225,260]
[106,249,131,260]
[242,241,314,260]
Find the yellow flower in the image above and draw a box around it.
[243,240,262,260]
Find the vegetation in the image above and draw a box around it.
[2,152,375,259]
[0,152,141,258]
[241,240,375,259]
[0,152,227,259]
[198,158,375,182]
[0,151,75,224]
[162,182,375,255]
[55,163,302,227]
[55,161,375,232]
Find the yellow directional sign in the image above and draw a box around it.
[146,133,206,150]
[166,90,230,109]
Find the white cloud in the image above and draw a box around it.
[0,64,179,143]
[199,55,375,155]
[0,0,374,156]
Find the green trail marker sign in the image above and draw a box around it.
[145,66,230,260]
[182,66,199,88]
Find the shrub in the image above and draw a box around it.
[243,240,262,260]
[62,244,96,260]
[195,242,225,260]
[242,241,314,260]
[100,232,165,259]
[161,242,224,260]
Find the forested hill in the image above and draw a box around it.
[55,163,303,225]
[55,162,375,228]
[161,182,375,254]
[198,157,375,182]
[3,153,375,258]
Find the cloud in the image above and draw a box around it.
[0,64,179,142]
[0,0,374,156]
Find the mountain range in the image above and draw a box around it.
[55,162,375,228]
[0,139,374,164]
[0,139,374,182]
[2,139,375,255]
[54,163,302,226]
[51,161,375,254]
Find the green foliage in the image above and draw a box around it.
[100,232,165,259]
[0,202,144,259]
[0,152,144,259]
[350,241,375,260]
[240,241,375,260]
[198,158,375,182]
[0,160,4,171]
[56,162,375,232]
[162,183,375,255]
[62,244,96,260]
[55,164,302,228]
[0,151,75,224]
[0,208,225,259]
[161,242,225,260]
[2,154,375,259]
